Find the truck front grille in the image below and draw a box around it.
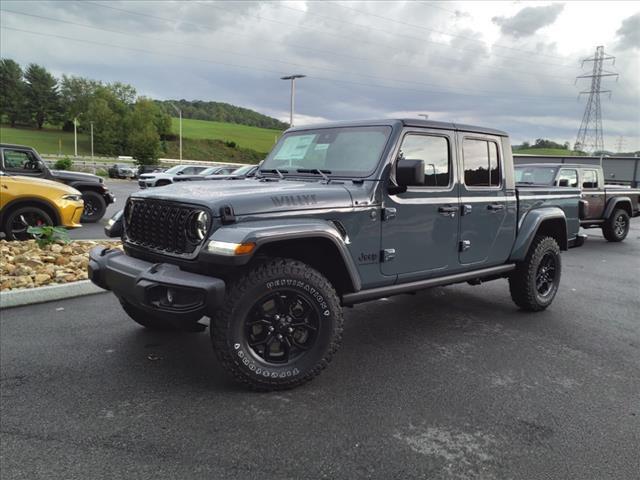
[124,199,210,256]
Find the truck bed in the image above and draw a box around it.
[515,186,582,242]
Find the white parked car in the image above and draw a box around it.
[137,164,211,188]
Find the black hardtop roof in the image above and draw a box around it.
[287,118,508,137]
[0,143,35,149]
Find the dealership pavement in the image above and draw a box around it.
[2,208,639,478]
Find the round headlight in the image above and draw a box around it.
[187,210,210,242]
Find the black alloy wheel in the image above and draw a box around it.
[603,208,630,242]
[4,206,53,241]
[244,290,319,364]
[80,191,107,223]
[614,213,627,237]
[535,253,557,298]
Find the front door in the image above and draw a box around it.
[458,136,514,266]
[1,148,46,178]
[381,130,460,278]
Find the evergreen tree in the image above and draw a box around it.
[23,63,59,129]
[0,58,25,127]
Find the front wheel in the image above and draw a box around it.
[509,235,561,312]
[602,208,630,242]
[81,191,107,223]
[211,258,344,391]
[2,206,54,241]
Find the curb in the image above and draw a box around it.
[0,281,106,309]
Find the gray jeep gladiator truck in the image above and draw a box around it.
[515,163,640,242]
[89,119,584,390]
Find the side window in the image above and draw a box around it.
[463,139,501,187]
[582,170,598,189]
[398,134,450,187]
[193,167,207,174]
[3,150,44,173]
[558,169,578,187]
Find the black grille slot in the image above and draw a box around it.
[124,199,208,255]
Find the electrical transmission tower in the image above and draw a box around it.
[574,46,619,153]
[615,136,625,153]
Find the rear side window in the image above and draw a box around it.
[398,134,450,187]
[463,139,500,187]
[582,170,598,189]
[557,169,578,187]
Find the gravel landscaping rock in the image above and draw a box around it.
[0,240,122,291]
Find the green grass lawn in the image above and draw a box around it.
[172,118,282,153]
[0,125,91,156]
[513,148,586,156]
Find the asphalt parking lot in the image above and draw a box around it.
[69,179,139,240]
[2,218,639,478]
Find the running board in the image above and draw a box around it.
[342,264,516,306]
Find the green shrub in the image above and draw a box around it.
[26,225,70,248]
[54,157,73,170]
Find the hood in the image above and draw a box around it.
[9,175,83,195]
[130,178,354,216]
[50,169,102,183]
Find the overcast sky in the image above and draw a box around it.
[1,1,639,150]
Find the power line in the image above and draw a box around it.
[0,8,568,98]
[0,25,581,103]
[199,0,576,69]
[78,1,569,81]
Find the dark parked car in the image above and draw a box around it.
[515,163,640,242]
[89,119,583,391]
[0,144,115,223]
[108,163,137,179]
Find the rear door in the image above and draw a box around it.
[458,135,514,266]
[581,168,604,219]
[381,128,460,278]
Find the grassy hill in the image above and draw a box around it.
[172,118,281,153]
[0,125,91,156]
[513,148,587,156]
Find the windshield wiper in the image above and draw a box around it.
[258,168,288,179]
[297,168,331,183]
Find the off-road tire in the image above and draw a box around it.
[602,208,630,242]
[80,191,107,223]
[211,258,344,391]
[118,297,205,332]
[509,235,561,312]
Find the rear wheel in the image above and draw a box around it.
[602,208,630,242]
[81,191,107,223]
[2,206,54,241]
[509,235,561,311]
[211,258,343,391]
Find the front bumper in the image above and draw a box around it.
[88,246,226,321]
[104,192,116,205]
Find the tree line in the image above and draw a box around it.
[0,58,173,165]
[155,99,288,130]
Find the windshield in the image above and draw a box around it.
[261,126,392,177]
[164,165,184,175]
[200,167,220,176]
[515,166,558,185]
[232,165,254,175]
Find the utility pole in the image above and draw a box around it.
[574,46,619,153]
[90,121,94,159]
[73,117,78,157]
[169,103,183,161]
[280,74,306,127]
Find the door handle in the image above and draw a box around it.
[438,206,457,217]
[487,203,504,212]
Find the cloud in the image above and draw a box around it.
[615,12,640,50]
[492,4,565,38]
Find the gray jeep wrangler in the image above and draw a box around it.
[89,119,584,390]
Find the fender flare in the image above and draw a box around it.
[509,207,567,261]
[207,219,362,292]
[65,180,104,192]
[603,196,632,219]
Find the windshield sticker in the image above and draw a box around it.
[274,135,315,161]
[314,143,330,151]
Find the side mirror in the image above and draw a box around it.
[396,159,425,187]
[104,209,123,238]
[558,179,569,187]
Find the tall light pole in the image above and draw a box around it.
[280,74,306,128]
[169,102,182,161]
[73,117,78,157]
[90,121,94,159]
